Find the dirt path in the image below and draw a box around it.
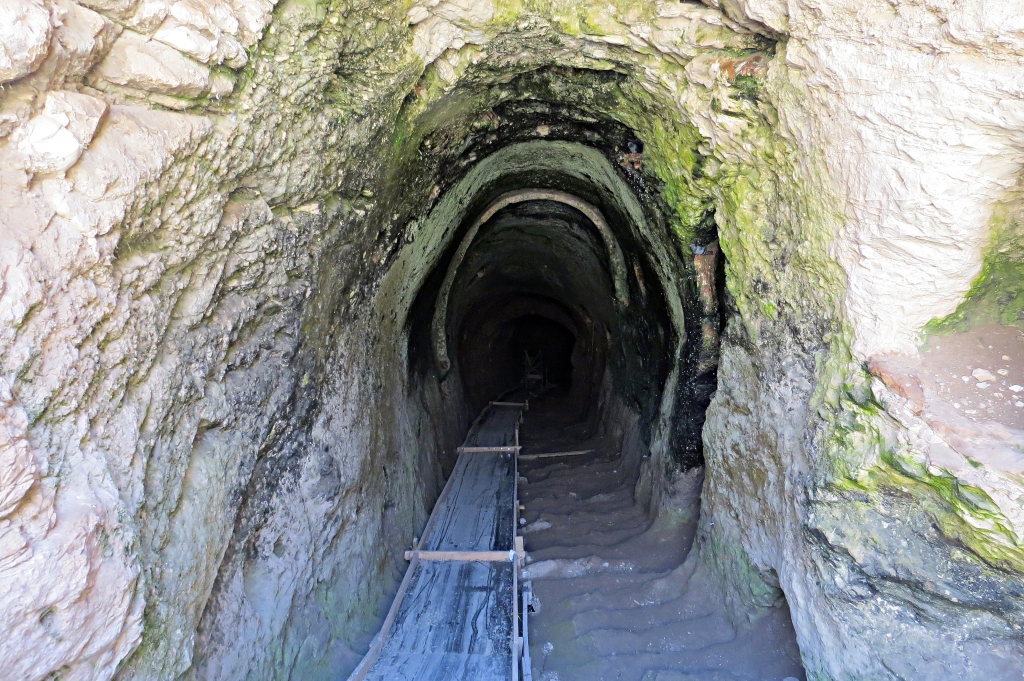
[518,397,806,681]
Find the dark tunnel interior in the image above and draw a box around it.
[405,184,706,459]
[508,314,575,391]
[401,101,725,474]
[448,199,617,430]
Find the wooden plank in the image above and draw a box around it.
[421,451,515,553]
[362,561,515,681]
[405,550,515,562]
[517,449,593,461]
[521,581,533,681]
[464,407,522,448]
[360,652,512,681]
[490,401,527,407]
[347,552,422,681]
[353,402,523,681]
[349,424,495,681]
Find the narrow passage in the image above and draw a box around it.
[518,393,806,681]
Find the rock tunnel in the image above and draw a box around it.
[2,1,1024,680]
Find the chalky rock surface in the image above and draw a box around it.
[0,0,1022,680]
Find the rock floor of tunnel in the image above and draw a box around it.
[518,398,806,681]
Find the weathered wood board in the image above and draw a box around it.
[352,404,523,681]
[421,449,515,552]
[362,562,515,681]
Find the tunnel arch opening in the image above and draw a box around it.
[368,119,799,681]
[388,139,699,475]
[360,79,792,679]
[445,196,619,428]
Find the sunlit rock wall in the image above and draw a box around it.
[1,0,1022,679]
[696,1,1024,678]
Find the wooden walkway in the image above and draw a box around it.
[349,401,532,681]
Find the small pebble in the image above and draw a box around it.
[998,369,1009,376]
[976,382,989,389]
[1010,385,1023,392]
[972,368,996,382]
[1003,355,1011,361]
[1017,402,1024,408]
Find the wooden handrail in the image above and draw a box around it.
[404,549,516,562]
[518,449,593,461]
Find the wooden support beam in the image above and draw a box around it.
[522,581,534,681]
[458,445,522,453]
[404,549,515,562]
[490,401,526,407]
[517,449,593,461]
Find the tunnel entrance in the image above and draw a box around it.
[457,304,580,411]
[430,190,637,433]
[387,136,804,680]
[399,139,718,469]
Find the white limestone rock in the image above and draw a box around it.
[0,104,214,681]
[228,0,277,46]
[125,0,171,33]
[0,440,145,681]
[651,1,759,57]
[410,0,493,66]
[88,28,212,98]
[76,0,140,18]
[699,0,789,35]
[9,91,107,175]
[153,0,248,68]
[702,0,1024,358]
[972,368,997,383]
[0,379,38,519]
[44,90,108,143]
[0,0,51,83]
[13,114,84,174]
[944,0,1024,56]
[51,0,122,80]
[131,0,275,49]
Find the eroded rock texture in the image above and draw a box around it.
[0,0,1022,679]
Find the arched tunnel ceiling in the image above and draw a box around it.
[380,141,692,443]
[432,188,628,376]
[447,199,614,418]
